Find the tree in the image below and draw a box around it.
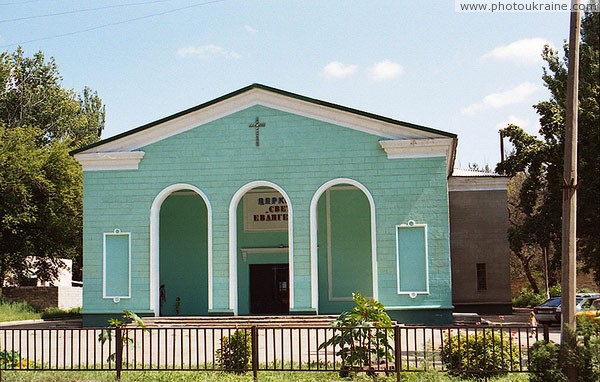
[497,7,600,285]
[0,48,105,285]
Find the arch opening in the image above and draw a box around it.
[150,184,212,317]
[310,179,377,313]
[229,181,293,315]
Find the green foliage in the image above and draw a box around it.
[97,310,148,363]
[215,329,252,374]
[512,288,547,308]
[0,369,533,381]
[0,298,40,322]
[575,318,600,381]
[0,47,105,285]
[0,350,22,368]
[496,6,600,284]
[548,284,561,297]
[439,329,520,379]
[40,306,81,320]
[512,285,562,307]
[528,323,600,382]
[0,127,84,285]
[318,292,394,376]
[528,341,567,382]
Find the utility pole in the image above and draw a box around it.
[561,1,580,381]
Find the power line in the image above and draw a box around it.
[0,0,227,48]
[0,0,177,24]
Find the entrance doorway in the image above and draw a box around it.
[249,264,289,314]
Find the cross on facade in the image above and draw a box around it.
[249,117,266,147]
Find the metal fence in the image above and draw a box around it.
[0,324,549,379]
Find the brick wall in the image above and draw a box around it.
[2,287,82,310]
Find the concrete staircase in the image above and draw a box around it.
[141,315,339,328]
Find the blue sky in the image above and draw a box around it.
[0,1,574,168]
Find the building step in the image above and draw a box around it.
[140,315,339,328]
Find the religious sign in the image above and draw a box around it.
[243,190,288,232]
[248,117,266,147]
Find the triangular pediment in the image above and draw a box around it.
[72,84,456,155]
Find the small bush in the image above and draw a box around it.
[440,329,520,379]
[548,284,561,297]
[0,350,22,368]
[216,329,251,374]
[528,341,567,382]
[576,318,600,381]
[528,323,600,382]
[512,288,546,308]
[41,306,81,319]
[318,292,394,376]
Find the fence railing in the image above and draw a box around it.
[0,324,549,379]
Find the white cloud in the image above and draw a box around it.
[367,60,403,81]
[245,25,257,33]
[481,38,553,65]
[322,61,358,79]
[461,82,539,116]
[177,44,241,59]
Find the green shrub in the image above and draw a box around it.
[0,350,22,368]
[512,288,546,308]
[528,341,567,382]
[575,318,600,381]
[41,306,81,319]
[216,329,251,374]
[0,298,40,322]
[97,310,148,363]
[318,292,394,376]
[528,323,600,382]
[549,284,561,297]
[440,329,520,379]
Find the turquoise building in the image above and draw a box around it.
[73,84,461,326]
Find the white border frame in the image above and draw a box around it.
[310,178,378,312]
[102,230,132,300]
[149,184,213,317]
[395,221,429,295]
[229,181,294,315]
[242,189,288,232]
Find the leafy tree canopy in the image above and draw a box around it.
[0,47,105,285]
[496,7,600,284]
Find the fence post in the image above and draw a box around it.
[394,325,401,382]
[543,325,550,342]
[251,326,258,381]
[115,326,123,380]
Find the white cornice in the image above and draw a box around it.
[379,138,456,177]
[448,176,508,192]
[74,151,145,171]
[78,88,450,154]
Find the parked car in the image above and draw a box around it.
[576,298,600,320]
[533,293,600,325]
[533,297,561,324]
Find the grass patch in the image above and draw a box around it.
[0,298,81,322]
[0,370,531,382]
[40,306,81,320]
[0,298,41,322]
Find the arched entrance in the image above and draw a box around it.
[310,179,377,314]
[229,181,293,315]
[150,184,212,316]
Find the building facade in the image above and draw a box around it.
[73,84,508,326]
